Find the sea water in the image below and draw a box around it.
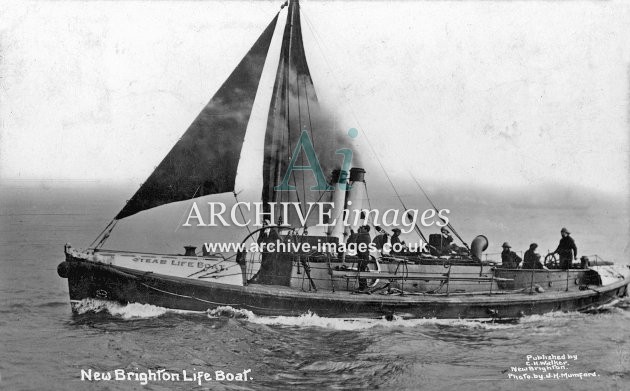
[1,183,628,390]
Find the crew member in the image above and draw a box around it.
[390,228,405,255]
[372,226,388,256]
[439,227,454,255]
[522,243,546,270]
[257,219,270,245]
[501,242,522,269]
[554,227,577,270]
[354,225,372,290]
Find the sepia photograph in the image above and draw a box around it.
[1,0,629,389]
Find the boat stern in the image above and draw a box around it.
[591,264,630,292]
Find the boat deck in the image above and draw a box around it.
[60,255,630,319]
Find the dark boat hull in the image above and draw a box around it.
[58,255,629,320]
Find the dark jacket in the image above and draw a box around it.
[439,233,453,254]
[257,229,268,245]
[350,230,371,258]
[372,233,388,250]
[390,234,403,254]
[555,236,577,258]
[355,232,371,247]
[523,249,543,269]
[358,232,372,269]
[501,250,522,269]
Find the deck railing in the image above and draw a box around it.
[237,249,596,296]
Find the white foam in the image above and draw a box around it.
[72,299,630,327]
[517,311,583,324]
[72,299,200,319]
[206,306,515,331]
[516,303,626,325]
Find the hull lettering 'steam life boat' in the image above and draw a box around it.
[58,0,629,320]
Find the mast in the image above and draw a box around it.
[261,0,348,229]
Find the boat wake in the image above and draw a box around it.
[206,306,516,331]
[70,296,630,328]
[71,299,203,319]
[71,300,511,329]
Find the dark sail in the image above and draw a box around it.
[261,1,346,226]
[115,14,279,220]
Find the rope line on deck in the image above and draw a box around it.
[140,282,272,311]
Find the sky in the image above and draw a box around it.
[1,0,629,198]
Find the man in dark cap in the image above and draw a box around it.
[501,242,522,269]
[522,243,546,269]
[554,227,577,270]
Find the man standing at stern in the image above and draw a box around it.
[554,227,577,270]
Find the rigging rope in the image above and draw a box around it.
[89,219,115,249]
[408,174,469,250]
[92,220,119,250]
[234,191,253,236]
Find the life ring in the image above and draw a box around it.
[366,255,381,288]
[352,255,381,288]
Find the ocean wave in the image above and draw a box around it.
[517,298,630,324]
[34,300,70,308]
